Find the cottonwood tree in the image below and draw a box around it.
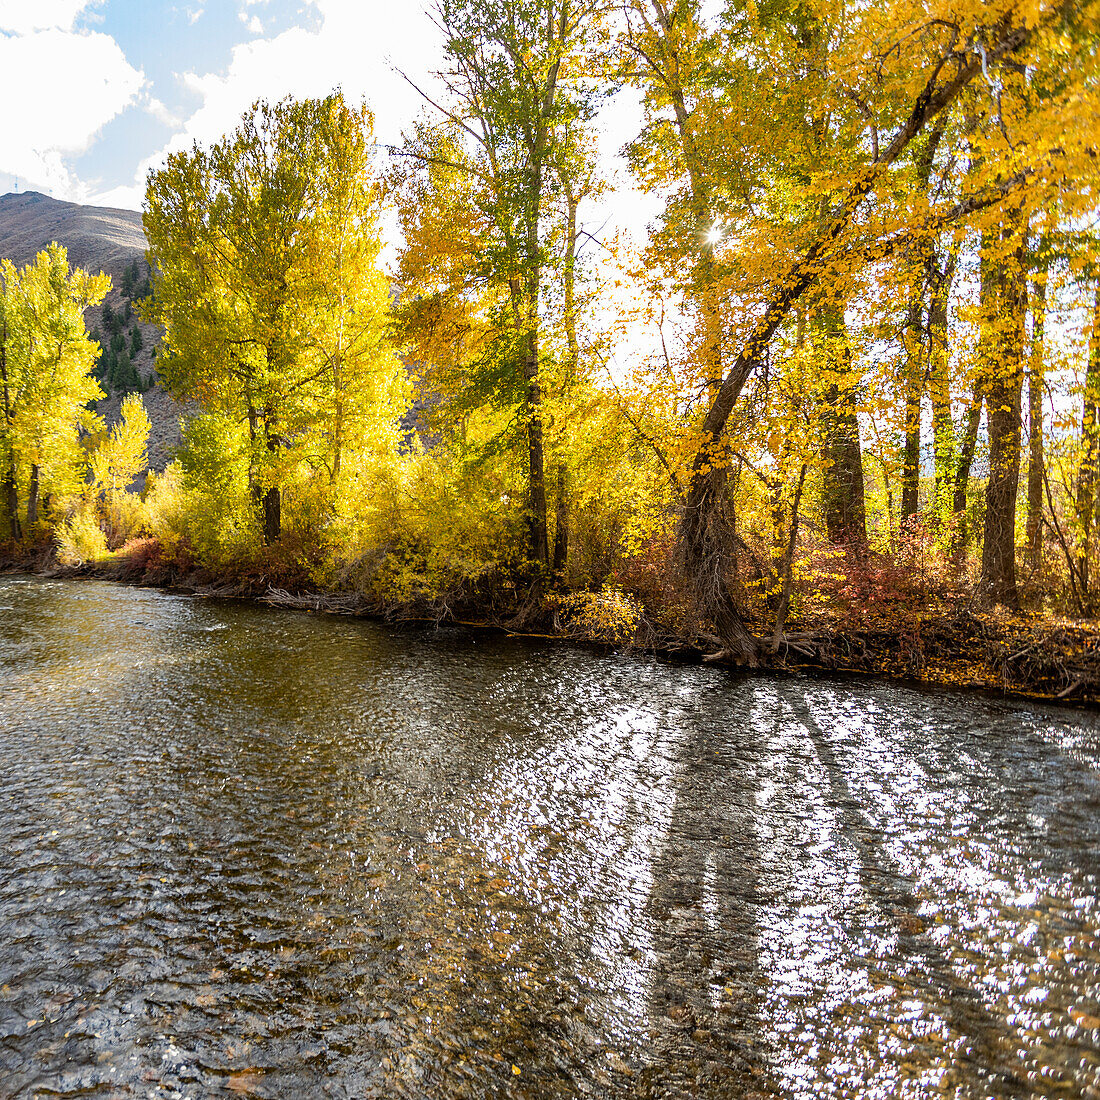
[624,0,1100,659]
[144,93,397,545]
[0,245,108,540]
[398,0,605,580]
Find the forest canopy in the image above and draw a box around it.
[4,0,1100,682]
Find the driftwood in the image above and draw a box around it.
[263,587,366,614]
[192,582,246,598]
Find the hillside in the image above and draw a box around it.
[0,190,145,275]
[0,190,183,472]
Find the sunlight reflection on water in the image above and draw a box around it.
[0,576,1098,1098]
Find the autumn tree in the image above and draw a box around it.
[0,245,108,541]
[88,392,151,544]
[399,0,605,580]
[623,0,1100,657]
[144,92,398,546]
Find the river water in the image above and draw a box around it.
[1,576,1099,1098]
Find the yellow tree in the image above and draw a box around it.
[0,245,108,541]
[400,0,606,581]
[144,93,400,546]
[625,0,1100,657]
[88,392,151,544]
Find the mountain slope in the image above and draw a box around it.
[0,190,146,277]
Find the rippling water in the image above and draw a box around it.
[1,576,1099,1098]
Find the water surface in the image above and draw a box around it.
[1,576,1099,1097]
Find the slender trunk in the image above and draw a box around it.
[1026,250,1048,570]
[520,131,549,568]
[0,324,20,542]
[263,419,281,546]
[770,463,808,653]
[928,247,957,524]
[901,122,947,526]
[552,464,569,575]
[258,343,282,546]
[901,296,922,521]
[952,382,983,554]
[26,463,38,531]
[523,318,549,569]
[952,234,999,559]
[3,457,18,542]
[817,308,866,550]
[769,476,787,586]
[980,219,1027,609]
[551,186,579,578]
[1075,284,1100,599]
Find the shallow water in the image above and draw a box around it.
[1,575,1099,1098]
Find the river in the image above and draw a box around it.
[1,575,1099,1098]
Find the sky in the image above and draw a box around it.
[0,0,462,209]
[0,0,663,311]
[0,0,655,215]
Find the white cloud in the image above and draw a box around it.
[132,0,443,188]
[0,25,144,200]
[144,94,183,129]
[0,0,102,34]
[245,14,263,33]
[187,6,204,24]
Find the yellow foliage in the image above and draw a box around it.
[55,502,108,567]
[552,587,644,646]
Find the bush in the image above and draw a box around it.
[55,503,108,566]
[551,586,643,645]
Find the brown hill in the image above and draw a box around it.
[0,190,184,472]
[0,190,145,276]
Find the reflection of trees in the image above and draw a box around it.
[638,690,777,1099]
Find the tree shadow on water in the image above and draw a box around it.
[786,692,1036,1099]
[636,693,779,1100]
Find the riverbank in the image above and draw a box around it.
[5,536,1099,708]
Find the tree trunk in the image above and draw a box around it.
[952,233,999,560]
[979,221,1026,609]
[551,184,579,580]
[770,463,808,653]
[26,463,38,532]
[900,296,922,522]
[3,457,18,542]
[901,121,947,527]
[263,425,281,546]
[263,486,281,544]
[523,324,550,569]
[951,382,983,555]
[1026,249,1048,571]
[0,329,19,542]
[552,463,569,575]
[928,247,957,524]
[681,461,760,664]
[1075,284,1100,598]
[817,309,866,550]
